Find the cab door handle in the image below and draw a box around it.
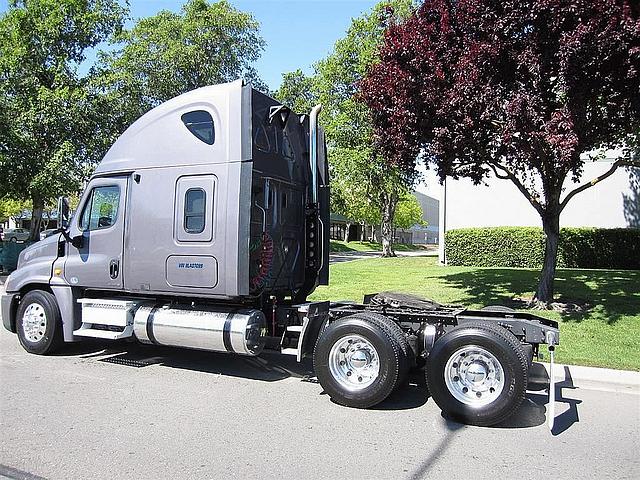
[109,259,120,279]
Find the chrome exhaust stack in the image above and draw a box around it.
[309,104,322,205]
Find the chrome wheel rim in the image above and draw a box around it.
[444,345,505,407]
[22,303,47,343]
[328,334,380,391]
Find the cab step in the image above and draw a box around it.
[280,302,329,361]
[73,324,134,340]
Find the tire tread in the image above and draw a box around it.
[425,320,529,426]
[313,315,401,408]
[16,290,63,355]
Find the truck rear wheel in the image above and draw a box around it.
[314,315,401,408]
[16,290,63,355]
[346,312,413,389]
[425,322,528,426]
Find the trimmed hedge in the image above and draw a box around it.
[445,227,640,270]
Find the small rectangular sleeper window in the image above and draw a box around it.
[184,188,206,234]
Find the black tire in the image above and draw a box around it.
[16,290,64,355]
[425,321,528,426]
[314,315,400,408]
[347,312,413,388]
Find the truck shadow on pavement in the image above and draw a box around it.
[404,368,581,480]
[56,339,577,432]
[526,366,581,436]
[62,339,315,382]
[490,365,580,435]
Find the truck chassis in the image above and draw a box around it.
[312,292,558,426]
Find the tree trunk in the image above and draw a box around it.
[29,197,44,241]
[343,222,351,242]
[535,212,561,303]
[380,196,397,257]
[360,222,365,242]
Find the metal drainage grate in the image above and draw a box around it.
[99,355,162,368]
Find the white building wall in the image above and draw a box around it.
[438,161,640,262]
[410,191,439,244]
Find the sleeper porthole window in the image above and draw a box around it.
[184,188,206,234]
[181,110,215,145]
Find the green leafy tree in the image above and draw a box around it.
[329,147,381,241]
[274,69,317,114]
[97,0,267,127]
[313,0,417,256]
[394,193,425,230]
[0,0,127,240]
[273,2,418,253]
[0,197,29,224]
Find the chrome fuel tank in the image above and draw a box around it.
[133,304,266,356]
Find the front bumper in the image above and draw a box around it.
[1,293,18,333]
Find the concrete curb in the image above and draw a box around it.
[541,362,640,395]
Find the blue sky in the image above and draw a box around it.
[0,0,378,91]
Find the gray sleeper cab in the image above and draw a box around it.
[3,79,329,341]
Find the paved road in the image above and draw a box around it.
[1,276,639,480]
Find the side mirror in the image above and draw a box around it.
[71,234,84,249]
[57,196,70,229]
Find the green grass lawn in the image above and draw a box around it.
[309,256,640,371]
[330,240,426,252]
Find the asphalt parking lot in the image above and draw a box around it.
[1,278,639,480]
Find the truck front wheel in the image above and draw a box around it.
[425,322,528,426]
[314,315,401,408]
[16,290,63,355]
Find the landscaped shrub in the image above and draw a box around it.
[445,227,640,270]
[558,228,640,269]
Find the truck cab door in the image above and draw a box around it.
[64,176,128,290]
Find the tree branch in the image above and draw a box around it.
[487,163,510,180]
[489,161,544,214]
[559,158,639,212]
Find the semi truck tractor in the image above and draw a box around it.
[1,80,559,427]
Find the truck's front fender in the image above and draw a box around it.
[4,236,60,294]
[1,292,19,333]
[4,266,52,294]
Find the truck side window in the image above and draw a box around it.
[79,186,120,231]
[181,110,215,145]
[184,188,206,234]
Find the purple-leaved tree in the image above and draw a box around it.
[361,0,640,303]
